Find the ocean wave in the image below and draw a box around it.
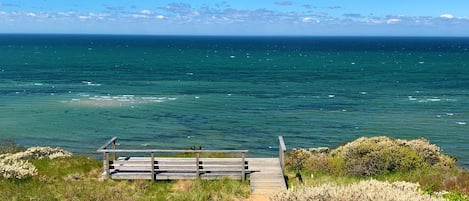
[66,94,177,107]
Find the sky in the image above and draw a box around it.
[0,0,468,36]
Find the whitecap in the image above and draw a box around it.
[408,96,417,101]
[328,94,335,98]
[360,91,368,95]
[67,94,177,107]
[426,98,441,102]
[456,122,467,125]
[82,81,102,86]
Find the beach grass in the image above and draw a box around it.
[0,154,250,201]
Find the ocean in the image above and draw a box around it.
[0,34,468,167]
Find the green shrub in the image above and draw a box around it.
[443,191,469,201]
[299,136,457,177]
[330,136,427,176]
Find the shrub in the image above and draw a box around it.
[330,137,426,176]
[300,136,457,177]
[0,157,38,179]
[0,146,72,179]
[0,140,25,154]
[271,179,443,201]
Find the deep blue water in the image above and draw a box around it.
[0,35,468,167]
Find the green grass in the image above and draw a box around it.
[283,136,469,199]
[0,156,250,201]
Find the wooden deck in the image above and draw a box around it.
[97,136,288,195]
[249,158,287,195]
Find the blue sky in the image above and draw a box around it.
[0,0,468,36]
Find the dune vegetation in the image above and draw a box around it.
[277,136,469,201]
[1,137,468,201]
[0,140,250,201]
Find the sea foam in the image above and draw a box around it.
[67,94,177,107]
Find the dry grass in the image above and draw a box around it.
[271,179,444,201]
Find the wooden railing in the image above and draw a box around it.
[278,136,287,173]
[97,137,249,181]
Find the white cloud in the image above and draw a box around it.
[26,12,37,17]
[302,17,319,23]
[386,18,401,24]
[140,10,152,15]
[302,17,313,22]
[155,15,165,19]
[78,15,91,20]
[440,14,454,19]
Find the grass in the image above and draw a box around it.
[0,156,250,201]
[283,136,469,200]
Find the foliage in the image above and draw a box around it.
[0,139,25,154]
[283,136,469,197]
[286,149,309,173]
[298,136,456,177]
[443,192,469,201]
[0,146,72,179]
[271,179,443,201]
[0,144,250,201]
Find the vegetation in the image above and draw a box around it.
[281,136,469,201]
[0,141,250,201]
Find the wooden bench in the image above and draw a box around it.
[109,156,250,180]
[97,137,251,181]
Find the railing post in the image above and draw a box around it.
[278,136,286,173]
[151,152,155,181]
[103,151,110,179]
[112,139,117,160]
[195,152,200,178]
[241,152,246,181]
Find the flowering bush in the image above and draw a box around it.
[271,179,443,201]
[0,146,72,161]
[0,146,72,179]
[0,157,38,179]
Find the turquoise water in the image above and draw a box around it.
[0,35,468,166]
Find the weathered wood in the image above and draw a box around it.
[195,152,200,177]
[97,137,117,151]
[109,157,249,178]
[150,153,155,181]
[241,152,246,181]
[249,158,287,195]
[103,152,110,179]
[97,137,288,196]
[278,136,287,172]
